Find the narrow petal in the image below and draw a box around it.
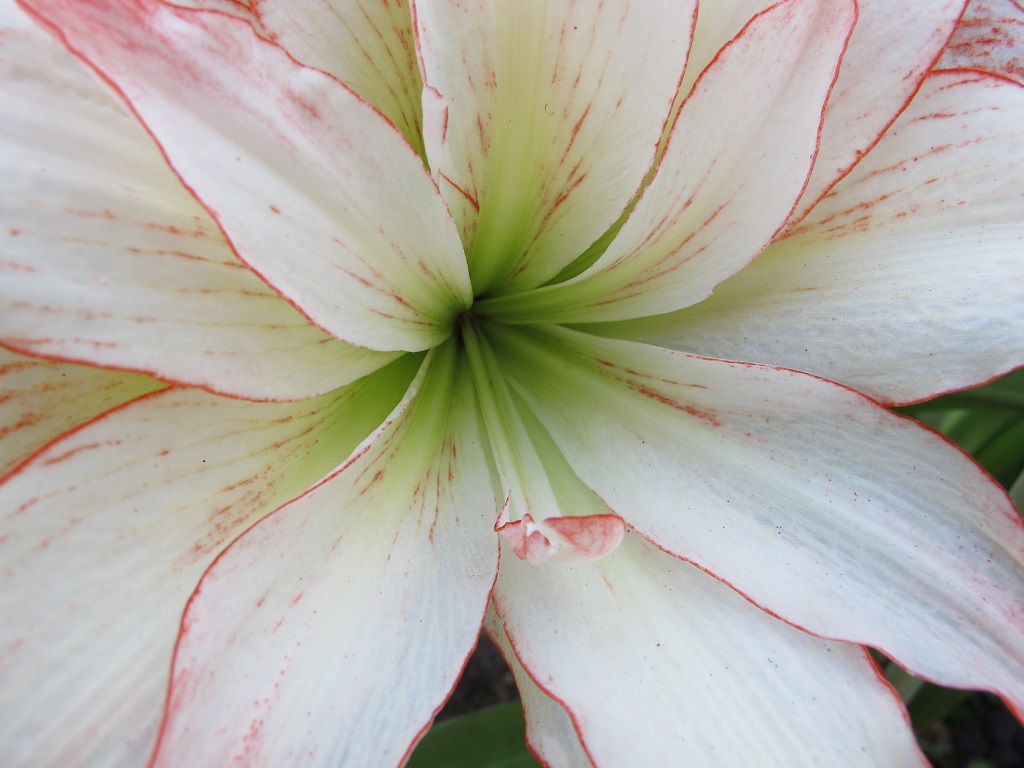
[492,327,1024,718]
[413,0,695,294]
[151,341,498,767]
[605,71,1024,405]
[492,533,925,766]
[675,0,774,99]
[480,0,856,324]
[0,358,417,767]
[23,0,471,352]
[938,0,1024,85]
[255,0,425,153]
[787,0,966,225]
[483,606,594,768]
[1,4,397,400]
[0,346,162,477]
[680,1,965,230]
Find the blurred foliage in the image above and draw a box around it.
[407,702,541,768]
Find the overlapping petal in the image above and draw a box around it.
[0,358,417,768]
[600,70,1024,405]
[21,0,471,353]
[786,0,966,225]
[480,0,856,324]
[680,0,965,229]
[483,607,593,768]
[1,0,400,399]
[938,0,1024,85]
[254,0,425,153]
[413,0,695,295]
[491,326,1024,718]
[0,346,162,477]
[492,533,925,766]
[2,0,1022,764]
[150,342,498,767]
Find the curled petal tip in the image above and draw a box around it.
[498,512,626,565]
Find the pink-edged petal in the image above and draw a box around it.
[170,0,261,22]
[938,0,1024,85]
[481,0,856,325]
[786,0,967,226]
[492,533,925,766]
[413,0,695,294]
[483,606,594,768]
[676,1,775,95]
[23,0,471,353]
[605,71,1024,405]
[681,2,965,231]
[0,358,416,767]
[150,341,498,767]
[491,326,1024,718]
[254,0,425,153]
[1,4,397,400]
[0,346,163,477]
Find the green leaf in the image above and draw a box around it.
[406,703,543,768]
[906,682,974,731]
[900,368,1024,413]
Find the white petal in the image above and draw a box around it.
[255,0,425,153]
[150,342,498,767]
[23,0,471,352]
[676,1,966,230]
[937,0,1024,86]
[675,0,775,100]
[1,4,397,400]
[606,71,1024,405]
[413,0,695,294]
[0,346,162,477]
[491,326,1024,718]
[483,606,594,768]
[0,358,417,768]
[493,533,925,766]
[481,0,856,324]
[787,0,966,225]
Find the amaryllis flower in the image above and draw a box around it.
[1,0,1023,765]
